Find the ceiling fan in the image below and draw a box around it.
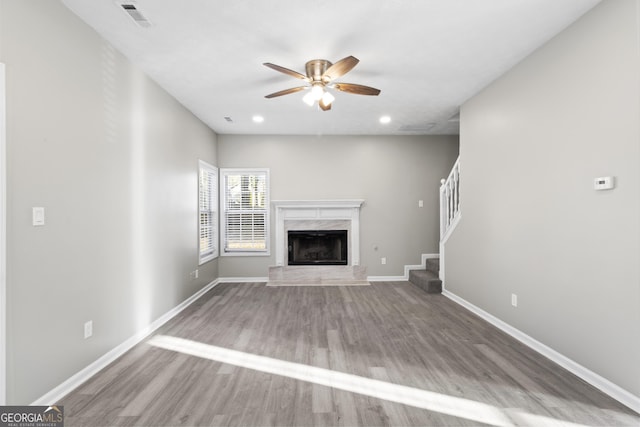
[263,56,381,111]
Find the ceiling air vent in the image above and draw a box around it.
[119,3,151,27]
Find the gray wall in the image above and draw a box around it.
[1,1,218,403]
[446,0,640,397]
[218,135,459,278]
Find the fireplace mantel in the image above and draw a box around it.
[272,199,364,267]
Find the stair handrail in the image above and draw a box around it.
[440,157,460,242]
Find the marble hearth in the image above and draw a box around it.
[269,200,367,285]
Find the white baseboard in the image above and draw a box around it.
[367,253,440,282]
[216,277,269,283]
[404,253,439,279]
[36,274,638,416]
[215,256,442,285]
[31,279,221,406]
[443,290,640,414]
[368,276,406,282]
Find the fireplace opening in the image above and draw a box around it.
[288,230,348,266]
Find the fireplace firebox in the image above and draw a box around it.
[288,230,348,266]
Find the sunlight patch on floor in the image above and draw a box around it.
[147,335,587,427]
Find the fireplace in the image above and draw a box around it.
[269,200,366,285]
[288,230,348,266]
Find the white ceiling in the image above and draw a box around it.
[61,0,600,136]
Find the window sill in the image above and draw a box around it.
[221,250,271,257]
[199,253,218,265]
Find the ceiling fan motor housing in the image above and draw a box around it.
[305,59,332,82]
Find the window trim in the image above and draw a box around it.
[198,160,218,265]
[220,168,270,257]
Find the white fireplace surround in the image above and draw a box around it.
[273,199,364,267]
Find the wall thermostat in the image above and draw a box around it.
[594,176,615,191]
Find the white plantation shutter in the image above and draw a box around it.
[221,169,269,254]
[198,161,218,264]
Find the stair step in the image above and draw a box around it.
[409,268,442,294]
[425,257,440,274]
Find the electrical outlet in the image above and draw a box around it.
[511,294,518,307]
[381,257,387,265]
[194,269,199,279]
[84,320,93,339]
[418,200,424,208]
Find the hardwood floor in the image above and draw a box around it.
[60,282,639,426]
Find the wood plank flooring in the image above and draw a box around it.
[59,282,640,426]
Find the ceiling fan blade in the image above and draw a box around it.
[322,56,359,82]
[333,83,381,96]
[263,63,310,81]
[319,99,332,111]
[265,86,307,98]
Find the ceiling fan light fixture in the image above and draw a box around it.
[302,91,316,106]
[321,91,335,106]
[311,83,324,101]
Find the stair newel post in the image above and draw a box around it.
[439,178,447,240]
[451,178,457,224]
[453,161,460,216]
[451,168,456,223]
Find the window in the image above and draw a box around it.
[220,168,269,255]
[198,160,218,264]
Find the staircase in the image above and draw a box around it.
[409,258,442,294]
[409,156,459,295]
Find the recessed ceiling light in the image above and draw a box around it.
[379,116,391,124]
[252,115,264,123]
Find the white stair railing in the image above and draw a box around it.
[440,157,460,242]
[439,157,460,284]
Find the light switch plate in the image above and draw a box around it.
[84,320,93,339]
[32,207,45,226]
